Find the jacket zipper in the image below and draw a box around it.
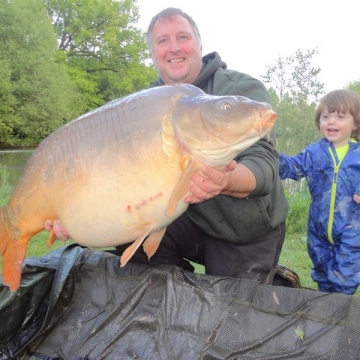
[327,146,345,243]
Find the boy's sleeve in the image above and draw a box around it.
[279,152,307,181]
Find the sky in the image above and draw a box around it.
[135,0,360,94]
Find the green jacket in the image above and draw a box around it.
[150,52,288,243]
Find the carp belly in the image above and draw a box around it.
[60,174,189,248]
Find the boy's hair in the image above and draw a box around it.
[146,7,202,53]
[315,89,360,140]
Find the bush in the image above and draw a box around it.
[284,189,311,235]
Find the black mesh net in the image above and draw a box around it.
[1,245,360,359]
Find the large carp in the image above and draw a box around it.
[0,84,277,292]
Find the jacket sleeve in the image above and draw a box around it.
[225,77,278,196]
[234,138,278,197]
[279,152,308,181]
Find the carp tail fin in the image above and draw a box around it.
[0,208,29,292]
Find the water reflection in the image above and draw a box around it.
[0,149,33,186]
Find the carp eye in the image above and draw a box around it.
[221,103,232,111]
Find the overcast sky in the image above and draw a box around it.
[135,0,360,94]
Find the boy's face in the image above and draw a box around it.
[319,108,356,147]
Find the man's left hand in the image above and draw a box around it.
[185,160,236,204]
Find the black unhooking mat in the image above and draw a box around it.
[1,245,360,359]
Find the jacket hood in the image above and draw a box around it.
[149,52,226,88]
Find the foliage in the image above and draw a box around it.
[284,188,310,235]
[0,0,86,147]
[45,0,157,108]
[0,0,157,148]
[347,80,360,95]
[278,190,316,289]
[262,49,324,156]
[261,49,324,105]
[279,234,316,289]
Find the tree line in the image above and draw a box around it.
[262,49,360,192]
[0,0,156,147]
[1,0,359,151]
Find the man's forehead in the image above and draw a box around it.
[153,15,194,35]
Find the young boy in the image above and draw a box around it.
[280,89,360,295]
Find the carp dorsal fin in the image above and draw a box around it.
[143,227,167,260]
[120,223,153,267]
[166,158,200,218]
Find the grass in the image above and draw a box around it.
[0,231,316,288]
[0,174,358,295]
[0,229,318,290]
[279,234,316,289]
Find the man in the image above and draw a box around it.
[114,7,288,284]
[48,8,288,284]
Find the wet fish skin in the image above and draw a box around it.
[0,83,277,292]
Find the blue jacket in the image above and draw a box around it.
[279,138,360,294]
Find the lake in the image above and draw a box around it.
[0,149,33,186]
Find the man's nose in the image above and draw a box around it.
[168,39,181,52]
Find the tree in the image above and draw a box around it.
[347,80,360,95]
[262,49,324,106]
[45,0,157,108]
[261,49,325,193]
[261,49,324,155]
[0,0,86,147]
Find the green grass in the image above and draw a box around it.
[0,232,318,290]
[279,234,316,289]
[0,224,359,295]
[0,231,316,289]
[0,173,358,295]
[190,234,316,289]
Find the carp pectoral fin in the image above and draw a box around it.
[1,236,29,293]
[166,159,199,217]
[143,227,166,260]
[120,224,153,267]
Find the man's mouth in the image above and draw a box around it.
[169,58,184,63]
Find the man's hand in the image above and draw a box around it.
[354,194,360,204]
[185,160,236,204]
[44,219,70,241]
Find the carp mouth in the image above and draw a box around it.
[252,109,277,132]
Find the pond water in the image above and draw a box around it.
[0,149,33,186]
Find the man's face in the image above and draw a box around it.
[149,15,203,85]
